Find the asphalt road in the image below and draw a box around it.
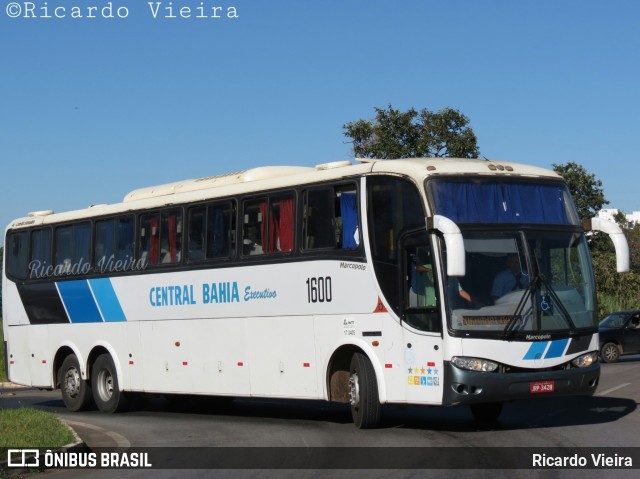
[2,357,639,478]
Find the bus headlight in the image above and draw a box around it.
[451,356,498,372]
[571,351,599,368]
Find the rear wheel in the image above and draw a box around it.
[92,354,126,413]
[59,354,93,411]
[470,402,503,423]
[600,342,620,363]
[349,352,381,429]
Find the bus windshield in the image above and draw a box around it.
[443,230,597,338]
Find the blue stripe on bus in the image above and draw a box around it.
[544,338,569,359]
[523,341,548,360]
[57,280,103,323]
[89,278,127,322]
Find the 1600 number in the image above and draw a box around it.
[306,276,332,303]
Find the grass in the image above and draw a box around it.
[0,317,6,383]
[597,292,636,318]
[0,408,75,462]
[1,318,75,464]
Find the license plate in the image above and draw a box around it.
[530,381,555,393]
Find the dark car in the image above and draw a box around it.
[599,310,640,363]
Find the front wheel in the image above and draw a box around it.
[92,354,126,413]
[59,354,93,411]
[600,342,620,363]
[349,352,381,429]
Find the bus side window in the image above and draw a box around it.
[54,222,90,275]
[302,185,358,250]
[242,200,264,255]
[339,189,359,249]
[160,209,182,264]
[408,247,436,308]
[188,206,206,261]
[31,228,52,278]
[96,216,135,271]
[207,202,235,259]
[7,231,29,280]
[271,194,295,253]
[139,213,160,266]
[303,188,336,250]
[95,219,115,268]
[115,217,135,262]
[242,195,294,255]
[403,241,440,332]
[188,201,236,262]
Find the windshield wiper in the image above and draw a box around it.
[539,276,577,333]
[502,276,539,339]
[502,274,578,339]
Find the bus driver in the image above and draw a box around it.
[491,253,528,302]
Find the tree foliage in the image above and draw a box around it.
[592,232,640,316]
[552,162,608,219]
[551,162,640,315]
[343,105,479,159]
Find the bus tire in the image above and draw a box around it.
[349,352,381,429]
[470,402,503,423]
[92,354,126,413]
[59,354,93,412]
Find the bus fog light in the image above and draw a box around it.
[571,351,599,368]
[451,356,498,372]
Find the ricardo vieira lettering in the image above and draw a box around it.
[5,2,239,20]
[533,453,633,467]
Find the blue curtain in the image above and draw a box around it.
[341,192,359,249]
[430,181,573,224]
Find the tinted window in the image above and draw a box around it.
[95,216,135,272]
[187,201,235,262]
[139,209,182,266]
[367,176,426,316]
[7,231,29,280]
[242,193,295,256]
[55,222,91,275]
[302,185,359,251]
[30,228,52,278]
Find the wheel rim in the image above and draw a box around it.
[603,344,618,361]
[96,369,114,402]
[63,367,81,399]
[349,371,360,409]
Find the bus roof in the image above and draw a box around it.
[7,158,563,229]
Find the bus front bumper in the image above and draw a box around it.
[442,361,600,406]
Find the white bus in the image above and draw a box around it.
[2,158,630,428]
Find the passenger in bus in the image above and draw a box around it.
[491,254,528,302]
[410,248,436,308]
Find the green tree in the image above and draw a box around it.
[343,105,479,159]
[552,162,608,219]
[551,163,640,315]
